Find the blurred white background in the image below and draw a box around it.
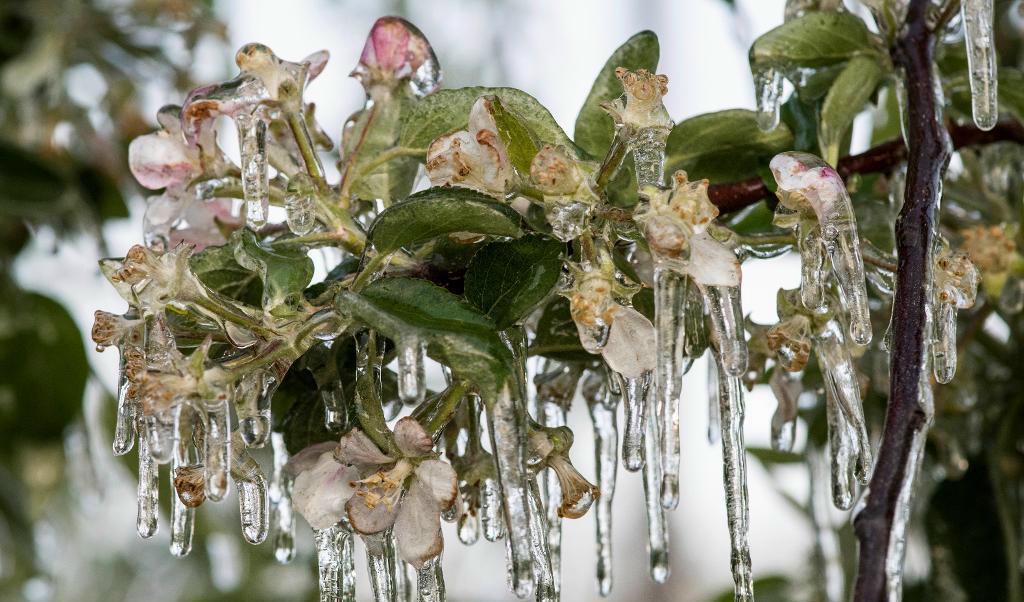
[13,0,851,600]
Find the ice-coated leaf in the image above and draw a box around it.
[464,234,563,329]
[0,292,87,446]
[819,55,884,163]
[573,31,660,158]
[335,277,513,398]
[529,297,597,362]
[749,11,878,71]
[369,186,523,254]
[399,87,575,152]
[345,94,419,202]
[665,109,793,182]
[484,95,539,174]
[190,243,263,307]
[232,230,314,314]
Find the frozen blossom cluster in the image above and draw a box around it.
[88,1,1021,601]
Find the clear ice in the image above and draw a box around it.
[231,433,269,545]
[397,338,426,404]
[961,0,998,131]
[237,111,270,228]
[642,385,670,583]
[270,432,296,563]
[315,524,356,602]
[205,390,232,502]
[136,414,159,539]
[170,405,195,557]
[754,67,784,132]
[620,371,651,472]
[714,354,753,601]
[286,191,316,235]
[653,268,687,509]
[584,372,618,596]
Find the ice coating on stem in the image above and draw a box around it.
[601,69,672,178]
[653,268,687,509]
[642,386,670,583]
[397,338,426,404]
[632,126,670,189]
[768,368,800,453]
[315,524,354,602]
[269,432,296,563]
[585,378,618,596]
[487,386,535,598]
[480,476,505,542]
[539,398,567,595]
[961,0,998,131]
[232,433,270,544]
[620,371,651,472]
[527,480,557,602]
[754,67,784,132]
[771,152,872,345]
[416,555,445,602]
[932,249,980,384]
[205,389,232,502]
[364,531,397,602]
[322,381,347,431]
[136,414,159,539]
[237,112,270,228]
[714,355,753,601]
[170,406,196,557]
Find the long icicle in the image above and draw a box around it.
[641,383,670,583]
[528,478,557,602]
[237,111,270,228]
[205,388,232,503]
[231,433,269,545]
[715,352,753,601]
[136,412,159,539]
[961,0,998,131]
[586,376,618,597]
[169,404,195,556]
[416,555,446,602]
[654,268,687,509]
[364,530,398,602]
[621,371,652,472]
[541,399,566,597]
[270,432,296,563]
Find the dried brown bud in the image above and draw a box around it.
[174,464,207,508]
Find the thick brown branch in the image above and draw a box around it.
[707,121,1024,214]
[852,1,951,600]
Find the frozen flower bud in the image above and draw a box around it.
[101,244,197,310]
[530,145,584,197]
[601,305,657,378]
[634,171,718,260]
[138,370,196,415]
[960,224,1017,275]
[602,68,672,130]
[425,96,513,195]
[767,315,813,372]
[526,423,598,519]
[128,107,201,191]
[91,311,142,351]
[935,249,980,309]
[173,464,207,508]
[353,16,440,98]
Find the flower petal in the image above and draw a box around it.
[394,417,433,457]
[346,491,399,534]
[414,459,457,509]
[335,429,393,467]
[292,452,358,530]
[601,305,657,378]
[394,478,444,568]
[128,131,199,190]
[284,441,338,479]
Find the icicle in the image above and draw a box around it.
[540,400,566,596]
[205,389,232,502]
[416,556,446,602]
[768,368,800,453]
[809,452,845,602]
[136,414,159,539]
[236,111,270,228]
[322,381,347,431]
[702,284,747,377]
[715,356,753,601]
[285,190,316,236]
[816,318,872,485]
[528,480,557,602]
[269,432,296,563]
[397,338,426,404]
[932,302,957,384]
[243,371,276,448]
[170,405,195,557]
[231,433,269,545]
[641,386,670,583]
[113,327,142,455]
[932,249,979,384]
[754,67,784,132]
[487,386,535,599]
[145,408,177,464]
[654,268,687,509]
[365,531,398,602]
[632,126,670,188]
[395,548,414,602]
[143,315,177,463]
[962,0,998,131]
[824,387,857,511]
[315,524,355,602]
[620,371,651,472]
[587,384,618,596]
[707,359,721,445]
[481,476,505,542]
[798,222,827,311]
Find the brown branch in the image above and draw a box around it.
[852,1,951,600]
[707,121,1024,214]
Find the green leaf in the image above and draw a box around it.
[335,277,513,398]
[232,230,314,315]
[0,292,87,445]
[0,140,69,218]
[997,68,1024,124]
[819,54,884,164]
[747,447,804,465]
[486,95,539,174]
[464,234,564,329]
[529,297,596,363]
[399,87,575,152]
[780,95,820,153]
[190,243,263,307]
[749,11,878,71]
[573,31,660,158]
[369,187,523,254]
[665,109,794,182]
[275,364,339,455]
[344,94,418,202]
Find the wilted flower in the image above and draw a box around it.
[425,96,513,196]
[100,244,197,310]
[287,441,359,530]
[352,16,440,98]
[602,67,672,130]
[129,105,201,191]
[526,423,599,519]
[635,170,718,259]
[91,310,143,351]
[767,315,813,372]
[330,417,457,568]
[934,249,980,309]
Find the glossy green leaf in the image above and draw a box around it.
[749,11,878,71]
[464,234,563,329]
[232,230,314,315]
[335,277,513,398]
[819,54,884,163]
[665,109,793,182]
[574,31,660,158]
[369,187,523,254]
[486,95,539,173]
[399,87,575,152]
[344,94,418,202]
[529,297,595,362]
[275,363,340,455]
[190,243,263,307]
[0,292,87,445]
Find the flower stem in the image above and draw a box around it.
[421,380,471,437]
[286,110,326,184]
[354,331,402,458]
[351,146,427,185]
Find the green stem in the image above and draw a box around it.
[194,178,285,205]
[189,291,275,339]
[594,126,632,193]
[351,146,427,185]
[351,252,393,292]
[421,380,471,437]
[354,331,402,457]
[286,110,326,184]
